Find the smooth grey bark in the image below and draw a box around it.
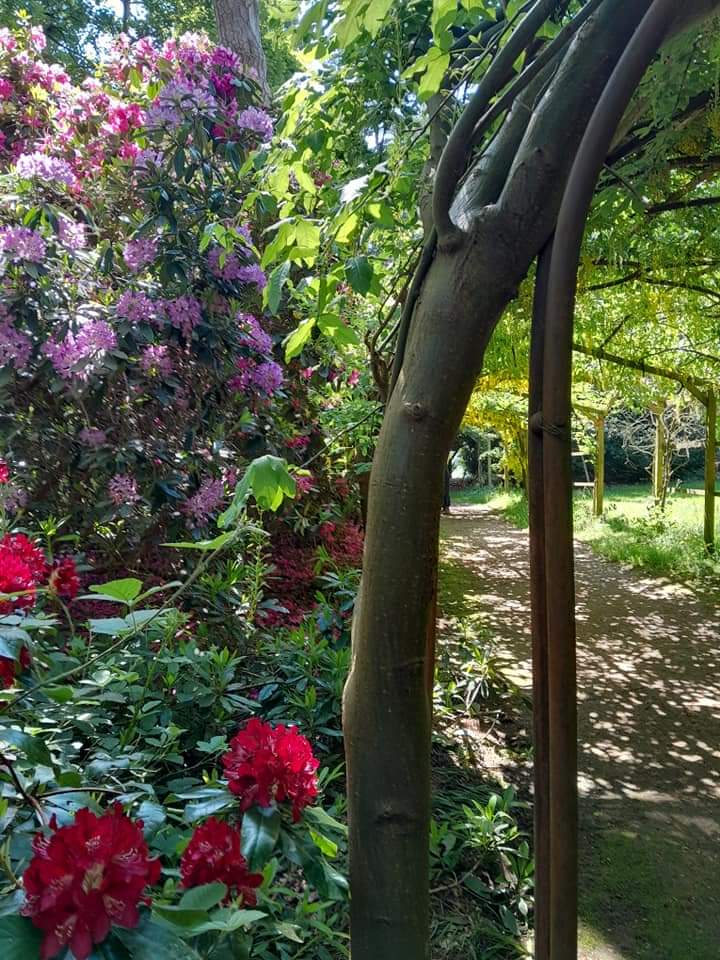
[213,0,270,101]
[343,0,720,957]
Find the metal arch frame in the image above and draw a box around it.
[528,1,684,956]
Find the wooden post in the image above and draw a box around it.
[651,402,666,506]
[487,436,493,486]
[593,415,605,517]
[704,391,717,554]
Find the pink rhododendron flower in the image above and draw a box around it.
[237,107,273,141]
[79,427,106,447]
[57,217,86,251]
[139,344,173,377]
[0,317,32,369]
[43,321,117,379]
[166,295,202,336]
[116,291,158,324]
[14,151,76,185]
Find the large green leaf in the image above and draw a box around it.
[265,261,291,315]
[345,255,373,295]
[0,728,52,765]
[178,883,227,911]
[241,806,281,871]
[0,916,43,959]
[284,318,316,361]
[114,915,201,958]
[219,456,296,527]
[89,578,143,604]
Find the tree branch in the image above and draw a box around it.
[432,0,558,244]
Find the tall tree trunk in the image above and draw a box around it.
[213,0,270,102]
[651,402,667,507]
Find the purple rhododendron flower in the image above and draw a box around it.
[140,344,173,377]
[57,217,86,251]
[183,477,225,527]
[43,320,117,379]
[109,474,140,505]
[79,427,107,447]
[237,107,273,142]
[116,291,158,324]
[236,264,266,289]
[146,78,217,129]
[167,295,202,336]
[0,318,32,369]
[123,236,157,273]
[0,226,46,263]
[14,151,76,186]
[237,312,272,353]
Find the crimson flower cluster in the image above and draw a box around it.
[180,817,262,904]
[0,531,80,687]
[222,718,320,821]
[22,806,160,960]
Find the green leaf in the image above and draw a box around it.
[89,578,142,604]
[137,800,166,837]
[188,909,266,935]
[275,921,304,943]
[0,916,43,959]
[115,915,201,958]
[363,0,394,36]
[88,618,135,636]
[241,806,281,870]
[304,806,348,835]
[0,728,52,765]
[345,255,373,295]
[184,794,234,822]
[418,47,450,100]
[162,532,234,552]
[219,456,296,527]
[284,318,316,361]
[0,628,28,660]
[309,828,338,858]
[317,314,360,347]
[265,261,291,315]
[179,883,227,911]
[46,686,75,703]
[152,905,209,929]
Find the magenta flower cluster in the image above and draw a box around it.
[140,344,173,378]
[43,321,117,379]
[0,308,32,369]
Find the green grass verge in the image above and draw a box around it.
[451,483,720,584]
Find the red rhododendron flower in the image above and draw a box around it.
[180,817,262,904]
[0,646,31,689]
[1,532,48,581]
[222,718,319,821]
[22,805,161,960]
[0,547,37,614]
[48,557,80,599]
[0,459,8,484]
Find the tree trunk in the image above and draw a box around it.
[212,0,270,101]
[704,391,717,553]
[593,415,605,517]
[343,3,720,957]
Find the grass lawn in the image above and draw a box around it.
[451,482,720,585]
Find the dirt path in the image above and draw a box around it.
[439,504,720,960]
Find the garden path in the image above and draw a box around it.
[439,504,720,960]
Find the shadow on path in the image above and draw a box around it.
[440,504,720,960]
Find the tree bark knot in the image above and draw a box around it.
[404,401,428,422]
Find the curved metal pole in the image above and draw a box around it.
[541,1,680,956]
[528,239,553,960]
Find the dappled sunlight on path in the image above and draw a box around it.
[440,504,720,960]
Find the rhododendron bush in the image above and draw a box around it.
[0,534,349,958]
[0,21,330,552]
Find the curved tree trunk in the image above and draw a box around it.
[343,1,720,956]
[213,0,270,102]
